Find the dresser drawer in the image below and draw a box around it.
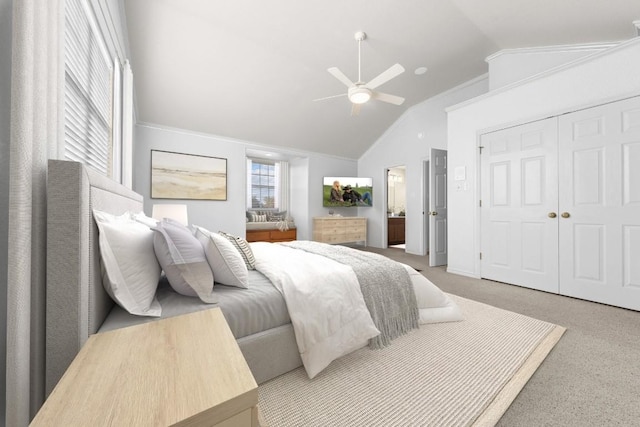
[329,219,350,228]
[345,232,365,242]
[270,229,297,241]
[246,230,271,242]
[323,225,346,235]
[350,223,366,233]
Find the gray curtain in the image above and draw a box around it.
[6,0,61,425]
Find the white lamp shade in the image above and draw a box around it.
[152,204,189,226]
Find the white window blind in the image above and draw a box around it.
[64,0,113,175]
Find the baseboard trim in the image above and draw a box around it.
[446,267,480,279]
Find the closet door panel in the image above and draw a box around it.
[623,142,640,204]
[480,117,559,292]
[559,96,640,311]
[623,226,640,288]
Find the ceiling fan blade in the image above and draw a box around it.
[313,93,347,102]
[366,63,405,90]
[351,103,361,116]
[372,91,405,105]
[328,67,355,88]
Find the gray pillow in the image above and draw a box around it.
[268,210,287,222]
[152,219,218,303]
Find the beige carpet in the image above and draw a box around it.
[258,295,565,427]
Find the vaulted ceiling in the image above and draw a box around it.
[124,0,640,159]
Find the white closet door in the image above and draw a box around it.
[480,117,559,293]
[558,96,640,311]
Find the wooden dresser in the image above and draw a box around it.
[31,308,260,427]
[313,216,367,246]
[246,227,296,243]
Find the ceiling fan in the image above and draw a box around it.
[315,31,405,115]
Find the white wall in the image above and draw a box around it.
[285,153,361,241]
[447,37,640,278]
[487,43,615,90]
[289,157,310,239]
[303,155,361,239]
[358,77,489,254]
[0,0,12,421]
[132,124,357,237]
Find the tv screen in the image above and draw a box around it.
[323,177,373,207]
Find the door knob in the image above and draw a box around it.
[561,212,570,218]
[431,211,438,216]
[548,212,557,218]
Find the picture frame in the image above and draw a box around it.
[151,150,227,200]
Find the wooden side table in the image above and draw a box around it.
[31,308,259,426]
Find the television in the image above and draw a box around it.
[323,176,373,207]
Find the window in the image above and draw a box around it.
[247,158,289,212]
[64,0,114,176]
[249,159,276,208]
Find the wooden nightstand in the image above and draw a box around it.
[31,308,260,426]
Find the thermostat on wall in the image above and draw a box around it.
[454,166,466,181]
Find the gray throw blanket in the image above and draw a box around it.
[282,241,419,349]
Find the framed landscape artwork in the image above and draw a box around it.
[151,150,227,200]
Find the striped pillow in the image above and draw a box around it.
[251,213,268,222]
[219,231,256,270]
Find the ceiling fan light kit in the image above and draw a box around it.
[348,86,372,104]
[316,31,406,114]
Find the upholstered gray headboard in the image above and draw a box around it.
[46,160,144,395]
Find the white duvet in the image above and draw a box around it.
[250,242,463,378]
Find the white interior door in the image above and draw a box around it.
[558,96,640,311]
[423,160,430,256]
[429,149,447,266]
[480,118,559,293]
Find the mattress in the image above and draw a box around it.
[99,270,290,339]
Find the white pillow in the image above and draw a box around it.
[193,226,248,289]
[130,211,158,228]
[93,210,162,317]
[152,219,218,304]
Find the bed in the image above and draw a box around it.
[45,159,462,395]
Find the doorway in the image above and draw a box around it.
[387,166,406,248]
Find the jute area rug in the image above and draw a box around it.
[258,295,565,427]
